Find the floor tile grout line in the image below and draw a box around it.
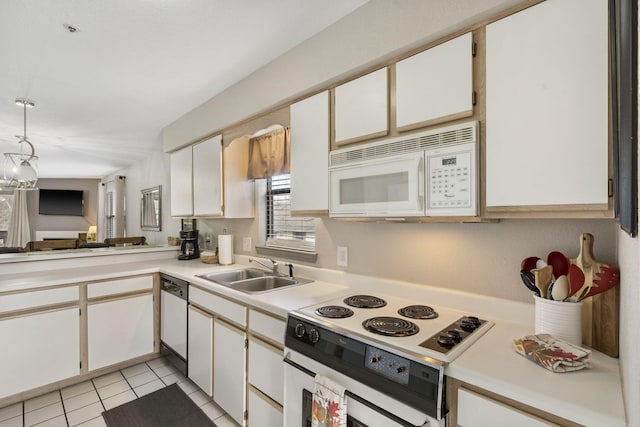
[57,390,70,427]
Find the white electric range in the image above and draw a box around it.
[283,292,494,427]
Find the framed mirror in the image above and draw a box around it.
[140,185,162,231]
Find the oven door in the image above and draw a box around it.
[284,349,443,427]
[329,152,425,217]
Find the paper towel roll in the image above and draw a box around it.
[218,234,234,265]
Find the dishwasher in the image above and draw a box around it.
[160,274,188,376]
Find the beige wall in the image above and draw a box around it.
[615,15,640,426]
[27,178,99,240]
[111,150,182,245]
[163,0,528,151]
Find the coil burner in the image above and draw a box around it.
[315,305,354,319]
[362,316,419,337]
[398,305,439,320]
[344,295,387,309]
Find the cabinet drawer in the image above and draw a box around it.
[189,286,246,326]
[248,338,283,405]
[458,388,555,427]
[88,275,153,298]
[248,388,283,427]
[249,310,285,345]
[0,286,78,314]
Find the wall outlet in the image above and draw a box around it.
[337,246,348,267]
[243,236,252,252]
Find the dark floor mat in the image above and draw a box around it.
[102,383,216,427]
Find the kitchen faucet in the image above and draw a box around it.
[249,257,278,274]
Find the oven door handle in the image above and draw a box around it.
[283,354,426,427]
[283,354,316,377]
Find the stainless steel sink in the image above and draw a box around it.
[197,268,271,284]
[196,268,313,294]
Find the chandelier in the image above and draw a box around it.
[2,98,39,190]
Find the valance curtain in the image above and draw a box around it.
[7,189,30,248]
[247,126,290,179]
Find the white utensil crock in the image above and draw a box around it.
[534,295,583,345]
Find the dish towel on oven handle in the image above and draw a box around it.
[311,374,347,427]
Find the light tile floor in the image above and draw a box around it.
[0,357,238,427]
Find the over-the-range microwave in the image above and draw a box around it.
[329,121,479,218]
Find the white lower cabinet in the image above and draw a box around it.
[87,294,154,371]
[248,337,283,405]
[214,318,247,426]
[188,304,214,396]
[457,388,555,427]
[0,307,80,399]
[248,388,283,427]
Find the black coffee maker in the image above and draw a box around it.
[178,230,200,260]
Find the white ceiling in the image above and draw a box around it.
[0,0,367,179]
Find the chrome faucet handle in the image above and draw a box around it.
[249,257,279,274]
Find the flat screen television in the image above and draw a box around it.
[38,189,84,216]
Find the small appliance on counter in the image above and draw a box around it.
[178,229,200,260]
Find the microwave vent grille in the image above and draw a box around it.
[330,121,477,167]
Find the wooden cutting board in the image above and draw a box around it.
[570,233,619,357]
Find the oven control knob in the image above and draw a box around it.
[396,366,407,374]
[447,329,462,342]
[294,323,306,338]
[437,335,455,348]
[371,356,380,363]
[308,328,320,344]
[460,320,477,332]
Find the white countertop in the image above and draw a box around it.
[448,321,625,426]
[0,253,626,426]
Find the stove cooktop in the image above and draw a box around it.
[292,292,494,364]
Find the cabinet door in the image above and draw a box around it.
[458,388,555,427]
[396,32,473,129]
[485,0,609,209]
[170,145,193,217]
[248,388,282,427]
[0,308,79,399]
[334,68,388,144]
[214,319,246,425]
[161,290,187,359]
[88,295,154,371]
[248,338,283,405]
[290,91,329,213]
[223,136,254,218]
[193,135,223,216]
[188,305,213,396]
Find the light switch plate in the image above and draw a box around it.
[243,237,252,251]
[337,246,348,267]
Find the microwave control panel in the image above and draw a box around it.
[426,142,477,216]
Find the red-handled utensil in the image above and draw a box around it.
[547,251,569,278]
[567,264,585,298]
[521,256,540,271]
[584,264,619,298]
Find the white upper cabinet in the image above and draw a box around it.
[396,32,473,130]
[170,134,253,218]
[223,136,254,218]
[485,0,609,209]
[169,145,193,217]
[290,91,329,213]
[334,68,388,145]
[193,135,223,216]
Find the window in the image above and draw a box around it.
[266,174,315,252]
[105,191,115,239]
[0,192,13,246]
